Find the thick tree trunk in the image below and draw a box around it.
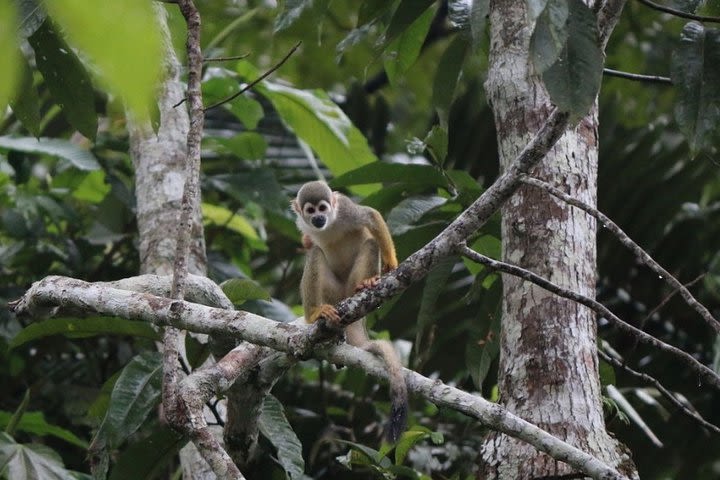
[479,1,636,478]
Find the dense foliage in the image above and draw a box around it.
[1,1,719,479]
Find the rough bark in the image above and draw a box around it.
[479,1,636,479]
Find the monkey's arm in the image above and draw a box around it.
[364,207,398,272]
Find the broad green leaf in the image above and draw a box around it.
[261,82,377,183]
[0,2,20,113]
[259,395,305,480]
[0,411,88,449]
[424,125,449,166]
[358,0,394,27]
[9,55,42,137]
[87,371,122,420]
[28,20,97,139]
[90,351,162,451]
[45,0,161,120]
[671,22,720,153]
[331,163,448,189]
[394,427,433,465]
[226,94,264,130]
[206,170,287,213]
[530,0,569,74]
[0,433,73,480]
[201,202,261,241]
[599,359,616,386]
[383,5,435,86]
[386,195,447,235]
[462,234,501,275]
[0,136,100,170]
[385,0,436,44]
[108,426,185,480]
[218,132,268,160]
[71,170,110,203]
[220,278,271,305]
[542,0,603,119]
[274,0,313,32]
[10,317,159,349]
[432,36,468,128]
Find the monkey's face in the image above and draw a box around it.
[299,199,334,230]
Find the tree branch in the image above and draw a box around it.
[10,276,628,480]
[635,0,720,23]
[598,349,720,435]
[520,176,719,333]
[458,246,720,391]
[603,68,672,84]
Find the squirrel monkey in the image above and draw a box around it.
[292,180,408,441]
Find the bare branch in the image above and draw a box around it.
[520,176,719,333]
[598,349,720,435]
[204,53,250,63]
[603,68,672,84]
[458,246,720,391]
[636,0,720,23]
[203,41,302,112]
[10,276,628,480]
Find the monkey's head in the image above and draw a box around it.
[292,181,338,232]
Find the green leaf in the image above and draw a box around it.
[45,0,161,120]
[462,235,501,275]
[0,136,100,170]
[530,0,569,74]
[87,371,122,420]
[259,395,305,480]
[330,163,448,189]
[274,0,313,32]
[0,432,74,480]
[71,170,110,204]
[385,0,436,44]
[470,0,490,50]
[220,278,271,305]
[10,317,159,349]
[206,170,288,213]
[432,36,468,128]
[542,0,603,119]
[0,2,20,112]
[90,351,162,450]
[260,82,377,185]
[218,132,268,161]
[599,359,616,386]
[671,22,720,153]
[201,202,262,243]
[394,427,432,465]
[383,4,435,86]
[108,426,185,480]
[28,20,97,139]
[424,125,449,166]
[9,54,41,137]
[0,411,88,449]
[5,390,30,436]
[386,195,446,235]
[226,94,264,130]
[416,258,454,351]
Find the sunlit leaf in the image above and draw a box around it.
[201,202,261,241]
[259,395,305,479]
[226,94,264,130]
[28,20,97,139]
[0,2,20,113]
[671,22,720,153]
[71,170,110,203]
[45,0,162,120]
[221,278,271,305]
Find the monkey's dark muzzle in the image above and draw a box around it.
[311,216,326,228]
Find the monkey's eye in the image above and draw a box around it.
[306,206,315,215]
[318,204,327,212]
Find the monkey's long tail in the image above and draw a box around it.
[364,340,408,442]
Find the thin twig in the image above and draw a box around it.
[458,245,720,391]
[203,41,302,112]
[603,68,672,85]
[598,349,720,435]
[641,274,705,327]
[203,53,250,63]
[520,176,719,333]
[636,0,720,23]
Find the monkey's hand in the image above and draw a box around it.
[355,276,380,292]
[308,304,341,324]
[302,233,314,250]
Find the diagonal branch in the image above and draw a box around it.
[458,246,720,391]
[520,175,719,333]
[10,276,628,480]
[636,0,720,23]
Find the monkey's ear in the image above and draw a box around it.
[291,198,301,213]
[331,191,340,208]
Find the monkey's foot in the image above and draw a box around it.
[355,276,380,292]
[309,304,340,324]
